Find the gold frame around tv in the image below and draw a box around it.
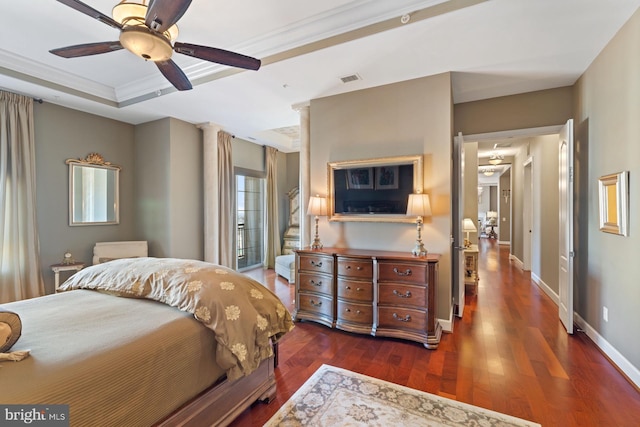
[327,155,423,223]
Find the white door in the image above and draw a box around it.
[558,119,574,334]
[453,133,465,318]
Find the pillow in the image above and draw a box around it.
[0,308,22,353]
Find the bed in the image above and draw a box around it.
[0,257,293,427]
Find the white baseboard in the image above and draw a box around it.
[438,305,454,333]
[530,272,559,305]
[574,313,640,389]
[498,240,510,245]
[509,254,524,269]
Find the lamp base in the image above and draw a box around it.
[411,241,427,257]
[310,239,323,250]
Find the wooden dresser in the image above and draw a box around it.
[294,248,442,349]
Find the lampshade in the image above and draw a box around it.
[113,1,179,62]
[307,195,327,216]
[486,211,498,219]
[406,193,432,217]
[462,218,477,233]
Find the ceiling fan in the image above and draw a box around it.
[50,0,261,91]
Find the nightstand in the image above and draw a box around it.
[51,262,84,292]
[463,245,479,294]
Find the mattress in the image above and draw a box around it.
[0,290,225,427]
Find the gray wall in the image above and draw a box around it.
[310,72,454,321]
[34,102,135,293]
[135,119,171,258]
[573,7,640,369]
[134,117,203,260]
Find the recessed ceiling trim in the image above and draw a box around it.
[1,0,488,110]
[0,66,117,108]
[0,49,116,102]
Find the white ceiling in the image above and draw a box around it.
[1,0,639,153]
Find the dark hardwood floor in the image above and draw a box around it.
[235,240,640,426]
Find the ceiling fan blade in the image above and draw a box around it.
[145,0,192,33]
[156,60,193,91]
[55,0,122,29]
[50,42,123,58]
[174,43,261,71]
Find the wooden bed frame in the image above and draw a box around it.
[158,349,277,427]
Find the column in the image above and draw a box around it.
[294,103,310,248]
[198,122,222,264]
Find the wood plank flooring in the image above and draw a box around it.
[234,240,640,426]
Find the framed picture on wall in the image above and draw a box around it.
[375,166,399,190]
[346,168,374,189]
[598,171,629,236]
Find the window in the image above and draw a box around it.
[236,173,265,270]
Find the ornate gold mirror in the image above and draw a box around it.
[66,153,120,226]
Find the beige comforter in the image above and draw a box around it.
[59,257,293,380]
[0,290,226,426]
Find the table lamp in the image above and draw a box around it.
[307,195,327,249]
[406,193,432,256]
[462,218,477,247]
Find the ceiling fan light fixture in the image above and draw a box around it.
[120,26,173,61]
[113,1,179,41]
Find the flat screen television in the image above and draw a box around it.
[327,155,423,223]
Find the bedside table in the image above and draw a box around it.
[51,262,84,292]
[463,245,479,294]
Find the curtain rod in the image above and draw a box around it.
[0,87,44,104]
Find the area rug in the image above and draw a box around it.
[264,364,540,427]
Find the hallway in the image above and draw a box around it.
[236,242,640,426]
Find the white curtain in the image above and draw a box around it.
[0,91,44,303]
[217,131,236,269]
[263,146,281,268]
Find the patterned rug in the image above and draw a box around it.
[264,364,541,427]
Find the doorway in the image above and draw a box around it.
[463,125,566,306]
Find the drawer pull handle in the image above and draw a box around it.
[393,290,412,298]
[310,280,322,287]
[393,267,412,277]
[310,260,323,268]
[345,265,363,270]
[393,313,411,322]
[310,300,322,307]
[345,308,362,314]
[345,286,364,292]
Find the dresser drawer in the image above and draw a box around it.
[378,283,426,308]
[298,253,334,275]
[378,261,427,285]
[337,278,373,302]
[298,272,333,295]
[378,306,427,332]
[336,258,373,279]
[298,293,333,318]
[337,300,373,324]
